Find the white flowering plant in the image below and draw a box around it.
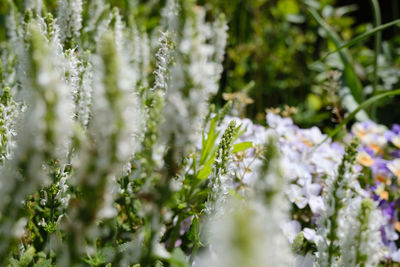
[1,1,400,267]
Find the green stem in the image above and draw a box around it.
[326,177,344,266]
[189,242,200,265]
[394,0,399,35]
[370,0,382,119]
[168,214,183,251]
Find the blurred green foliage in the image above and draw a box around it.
[1,0,399,129]
[203,0,400,129]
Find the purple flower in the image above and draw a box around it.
[391,150,400,158]
[386,241,400,262]
[385,130,395,142]
[380,200,396,221]
[381,225,389,245]
[371,158,392,184]
[393,124,400,134]
[359,146,375,156]
[330,142,345,155]
[380,224,398,246]
[357,147,376,167]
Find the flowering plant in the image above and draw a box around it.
[1,1,400,267]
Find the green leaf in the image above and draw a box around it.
[200,118,220,165]
[83,246,114,266]
[169,248,189,267]
[232,142,253,153]
[177,202,187,209]
[20,246,35,266]
[33,259,53,267]
[8,258,20,267]
[228,188,243,200]
[188,217,200,245]
[277,0,299,15]
[197,163,212,180]
[291,232,305,254]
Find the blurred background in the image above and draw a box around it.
[1,0,399,131]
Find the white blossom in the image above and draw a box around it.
[57,0,83,42]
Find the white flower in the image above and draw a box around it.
[303,228,322,244]
[391,135,400,149]
[282,220,301,243]
[197,199,294,267]
[295,253,315,267]
[309,195,325,214]
[387,242,400,262]
[387,159,400,179]
[288,184,308,208]
[287,179,321,210]
[266,113,294,135]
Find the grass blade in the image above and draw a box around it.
[370,0,382,119]
[312,19,400,64]
[308,7,364,104]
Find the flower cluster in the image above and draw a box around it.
[0,1,399,266]
[216,112,400,265]
[351,120,400,261]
